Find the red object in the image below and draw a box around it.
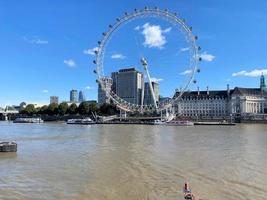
[184,182,188,191]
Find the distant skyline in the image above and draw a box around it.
[1,0,267,106]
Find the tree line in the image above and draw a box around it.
[19,102,119,116]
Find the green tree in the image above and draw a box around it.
[20,104,36,116]
[47,103,59,115]
[88,102,98,114]
[78,101,89,115]
[68,103,78,115]
[58,102,68,116]
[38,105,48,115]
[99,103,117,115]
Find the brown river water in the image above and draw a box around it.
[0,122,267,200]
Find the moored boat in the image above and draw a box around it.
[167,120,194,126]
[153,120,194,126]
[14,117,44,123]
[67,118,95,125]
[153,119,166,125]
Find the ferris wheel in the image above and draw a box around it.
[93,7,201,113]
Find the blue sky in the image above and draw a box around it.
[1,0,267,106]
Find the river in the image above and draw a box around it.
[0,122,266,200]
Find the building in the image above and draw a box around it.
[50,96,59,104]
[231,75,267,115]
[78,90,86,102]
[174,86,231,118]
[111,68,143,105]
[143,81,160,105]
[174,75,267,119]
[230,88,267,115]
[98,77,113,104]
[70,89,78,102]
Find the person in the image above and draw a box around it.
[183,182,195,200]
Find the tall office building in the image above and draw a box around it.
[70,89,78,102]
[50,96,59,104]
[78,90,85,102]
[143,81,160,105]
[98,77,113,104]
[112,68,143,105]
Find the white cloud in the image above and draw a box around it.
[180,47,190,52]
[83,47,99,55]
[150,77,163,82]
[64,59,76,67]
[111,53,125,59]
[163,27,172,33]
[141,23,170,49]
[24,36,48,44]
[85,86,94,90]
[232,69,267,77]
[42,89,48,93]
[199,52,215,62]
[180,69,192,75]
[134,26,140,30]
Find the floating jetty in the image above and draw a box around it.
[0,142,17,152]
[194,122,236,126]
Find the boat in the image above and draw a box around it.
[183,182,195,200]
[153,119,166,125]
[13,117,44,123]
[66,118,95,125]
[153,120,194,126]
[167,120,194,126]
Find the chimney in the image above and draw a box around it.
[207,86,209,95]
[197,87,200,95]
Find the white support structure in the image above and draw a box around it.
[141,72,145,113]
[141,57,158,109]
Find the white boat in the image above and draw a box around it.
[67,118,95,125]
[167,120,194,126]
[14,117,44,123]
[153,119,193,126]
[153,119,167,125]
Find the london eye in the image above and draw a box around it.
[93,7,201,114]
